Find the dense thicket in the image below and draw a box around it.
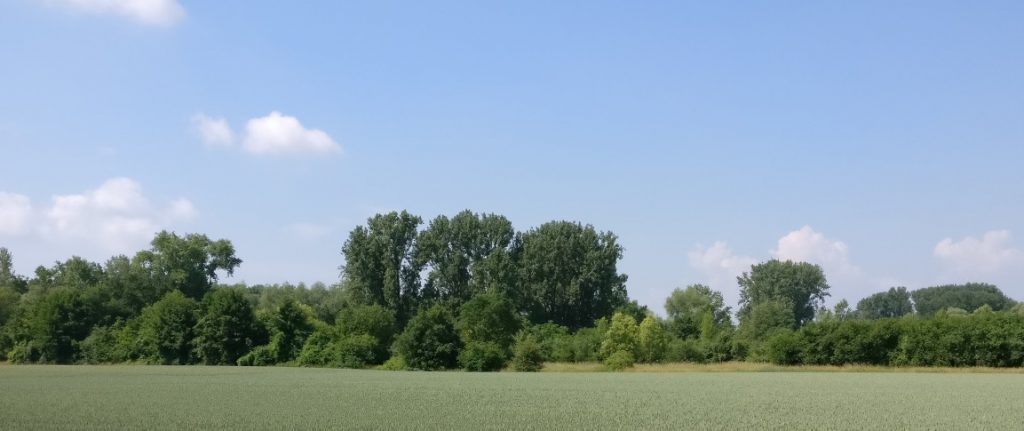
[1,210,1022,371]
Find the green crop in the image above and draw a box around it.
[2,365,1023,430]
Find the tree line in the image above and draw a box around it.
[1,210,1022,370]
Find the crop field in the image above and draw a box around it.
[2,365,1024,430]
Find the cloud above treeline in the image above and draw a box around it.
[43,0,186,27]
[0,178,196,253]
[192,112,342,157]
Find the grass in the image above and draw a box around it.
[542,361,1024,373]
[2,364,1024,430]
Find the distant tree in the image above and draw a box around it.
[856,287,914,319]
[737,260,829,327]
[599,312,639,360]
[510,332,544,372]
[336,304,397,362]
[392,304,461,370]
[269,299,318,363]
[415,211,519,304]
[518,221,628,329]
[636,315,668,363]
[455,292,523,352]
[0,247,28,293]
[341,211,423,323]
[911,283,1015,316]
[137,290,199,365]
[739,300,796,342]
[134,232,242,300]
[27,288,92,363]
[194,289,264,365]
[665,284,731,339]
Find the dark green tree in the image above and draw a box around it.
[137,290,199,364]
[392,303,461,370]
[335,303,396,363]
[341,211,422,323]
[664,284,732,339]
[737,260,829,327]
[856,287,914,319]
[911,283,1015,316]
[135,231,242,300]
[27,288,92,363]
[194,289,264,365]
[269,299,318,363]
[415,210,519,305]
[518,221,628,329]
[455,292,523,351]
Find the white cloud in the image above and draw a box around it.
[0,192,33,236]
[192,114,235,147]
[242,112,341,156]
[773,226,860,277]
[688,241,757,309]
[46,0,185,27]
[33,178,198,252]
[934,230,1024,275]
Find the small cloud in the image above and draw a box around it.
[44,0,186,27]
[773,226,861,277]
[191,114,235,147]
[688,241,757,308]
[0,192,33,236]
[242,112,341,156]
[934,230,1024,275]
[167,198,199,222]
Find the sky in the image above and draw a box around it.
[1,0,1023,314]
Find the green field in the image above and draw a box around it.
[2,365,1023,430]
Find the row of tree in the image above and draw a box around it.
[1,210,1022,370]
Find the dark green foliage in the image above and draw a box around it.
[139,231,242,300]
[856,287,913,319]
[738,260,830,327]
[79,324,124,364]
[415,211,519,305]
[459,341,507,371]
[455,292,523,352]
[518,221,628,330]
[341,211,423,324]
[665,338,705,363]
[27,288,92,363]
[334,334,379,368]
[523,322,570,361]
[237,345,276,366]
[136,290,199,364]
[739,300,795,342]
[336,304,396,361]
[392,304,462,370]
[510,332,544,371]
[762,330,803,365]
[911,283,1015,316]
[268,299,318,363]
[296,328,337,367]
[194,289,265,365]
[665,284,732,339]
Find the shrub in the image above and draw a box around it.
[336,334,378,368]
[599,312,639,360]
[511,333,544,372]
[392,304,461,370]
[459,341,507,371]
[80,324,125,364]
[336,304,396,361]
[664,338,704,363]
[456,293,522,351]
[604,350,635,371]
[297,328,337,367]
[637,316,668,363]
[762,330,803,365]
[237,345,276,366]
[379,355,408,371]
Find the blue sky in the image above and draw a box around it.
[1,1,1023,313]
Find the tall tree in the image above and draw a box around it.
[135,231,242,300]
[415,210,519,305]
[518,221,628,329]
[137,290,199,365]
[194,289,264,365]
[856,286,914,319]
[737,260,829,327]
[341,211,422,323]
[664,284,732,339]
[0,247,28,293]
[911,283,1015,316]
